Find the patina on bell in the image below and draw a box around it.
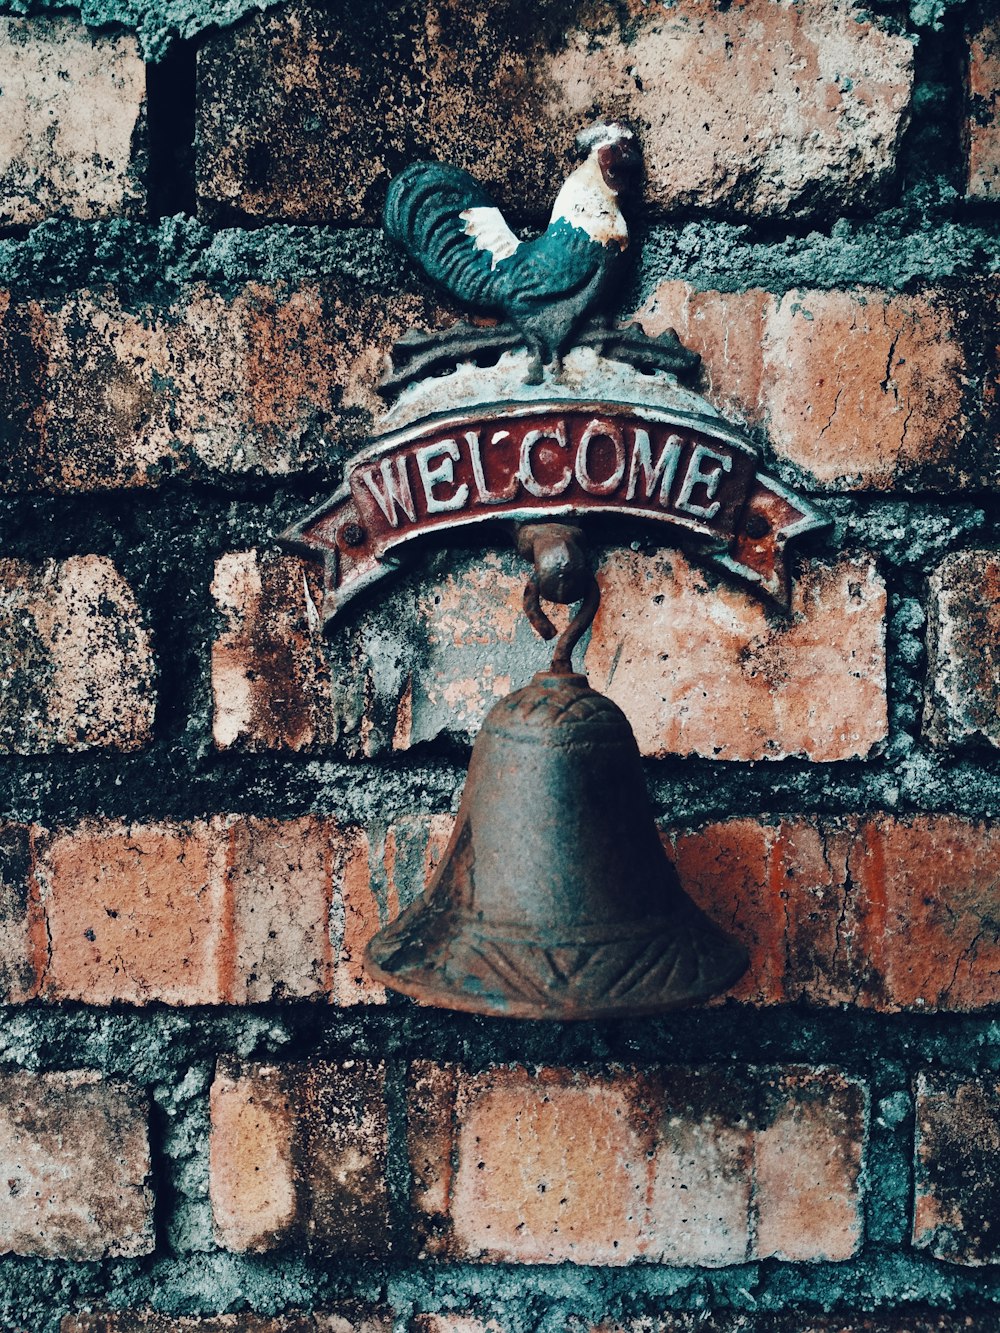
[365,649,748,1021]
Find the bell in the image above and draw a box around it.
[365,654,748,1021]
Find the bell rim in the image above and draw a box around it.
[364,902,749,1021]
[364,947,749,1021]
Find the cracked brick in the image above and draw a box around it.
[640,284,974,491]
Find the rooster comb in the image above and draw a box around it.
[574,122,637,155]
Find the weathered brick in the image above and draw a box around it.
[317,548,886,762]
[35,817,376,1007]
[762,290,967,490]
[925,551,1000,752]
[0,17,145,226]
[913,1074,1000,1266]
[324,551,536,758]
[210,1060,390,1256]
[638,286,769,428]
[968,18,1000,199]
[225,816,341,1005]
[585,550,886,762]
[212,552,335,752]
[0,825,45,1002]
[382,813,454,920]
[0,1071,153,1260]
[63,1313,391,1332]
[425,0,913,220]
[39,820,225,1006]
[196,0,912,223]
[208,1063,297,1251]
[640,285,975,491]
[196,0,422,223]
[0,285,441,493]
[0,555,156,753]
[409,1064,865,1265]
[672,814,1000,1012]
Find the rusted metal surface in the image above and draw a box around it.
[364,666,749,1020]
[379,318,700,398]
[515,522,600,674]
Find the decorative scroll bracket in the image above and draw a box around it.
[281,396,828,623]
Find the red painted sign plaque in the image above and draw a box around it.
[282,397,826,621]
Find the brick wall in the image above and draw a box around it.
[0,0,999,1329]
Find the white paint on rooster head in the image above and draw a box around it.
[459,205,523,268]
[550,147,630,250]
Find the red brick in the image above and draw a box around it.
[296,807,1000,1018]
[914,1074,1000,1266]
[762,290,967,490]
[585,550,887,762]
[382,813,454,920]
[327,551,530,758]
[638,285,768,427]
[196,0,912,223]
[0,556,156,753]
[380,811,1000,1015]
[925,551,1000,751]
[0,18,145,226]
[968,19,1000,199]
[62,1314,391,1332]
[408,1063,865,1265]
[35,817,376,1007]
[209,1063,297,1251]
[210,1060,389,1256]
[225,816,338,1004]
[0,825,45,1002]
[640,284,973,491]
[671,814,1000,1012]
[0,285,442,493]
[433,0,912,220]
[0,1071,153,1259]
[212,552,335,752]
[40,820,226,1006]
[752,1070,864,1262]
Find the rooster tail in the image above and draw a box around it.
[383,161,509,311]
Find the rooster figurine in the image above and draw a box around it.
[384,123,642,383]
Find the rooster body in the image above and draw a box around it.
[384,125,640,381]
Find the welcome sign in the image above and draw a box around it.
[282,399,828,621]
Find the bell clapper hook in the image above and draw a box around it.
[516,522,601,675]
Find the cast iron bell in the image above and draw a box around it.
[364,527,748,1020]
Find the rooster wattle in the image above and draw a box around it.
[383,123,641,383]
